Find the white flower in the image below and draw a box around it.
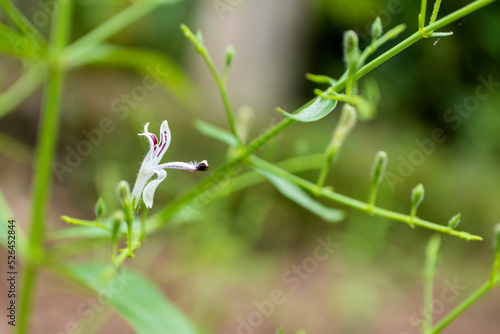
[131,120,208,210]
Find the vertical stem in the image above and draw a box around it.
[419,0,428,31]
[16,1,73,333]
[430,0,443,25]
[423,234,441,334]
[200,49,242,147]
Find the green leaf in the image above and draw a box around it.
[194,119,238,147]
[72,44,196,108]
[48,225,111,240]
[277,96,338,122]
[0,23,39,58]
[63,262,198,334]
[257,169,344,223]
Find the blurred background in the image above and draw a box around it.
[1,0,500,333]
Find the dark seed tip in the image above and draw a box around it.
[196,160,209,171]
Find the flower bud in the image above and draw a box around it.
[371,17,383,40]
[409,183,425,228]
[225,45,235,68]
[343,30,360,73]
[447,213,461,230]
[117,181,131,204]
[412,183,425,208]
[95,197,105,219]
[368,151,388,207]
[112,211,123,239]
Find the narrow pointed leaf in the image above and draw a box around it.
[257,169,344,222]
[63,263,198,334]
[277,96,338,122]
[194,119,238,147]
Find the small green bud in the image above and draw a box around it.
[447,213,461,229]
[371,151,388,187]
[368,151,388,209]
[409,183,425,228]
[225,45,235,68]
[95,197,105,219]
[371,17,383,40]
[412,183,425,207]
[344,30,359,54]
[343,30,360,73]
[180,24,204,54]
[117,181,131,204]
[112,211,123,238]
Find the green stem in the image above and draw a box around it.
[431,276,500,333]
[423,235,441,334]
[0,62,48,119]
[430,0,443,25]
[420,0,428,32]
[148,0,496,233]
[16,1,73,333]
[249,156,482,241]
[355,0,496,82]
[183,31,242,146]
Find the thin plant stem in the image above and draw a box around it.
[146,0,497,236]
[430,0,443,25]
[420,0,428,32]
[249,156,482,241]
[0,62,48,119]
[182,26,242,146]
[16,1,73,333]
[431,276,500,333]
[423,235,441,334]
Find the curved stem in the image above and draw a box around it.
[149,0,497,235]
[431,277,499,333]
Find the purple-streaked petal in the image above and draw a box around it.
[152,120,172,164]
[142,169,167,209]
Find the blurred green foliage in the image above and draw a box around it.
[0,0,499,333]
